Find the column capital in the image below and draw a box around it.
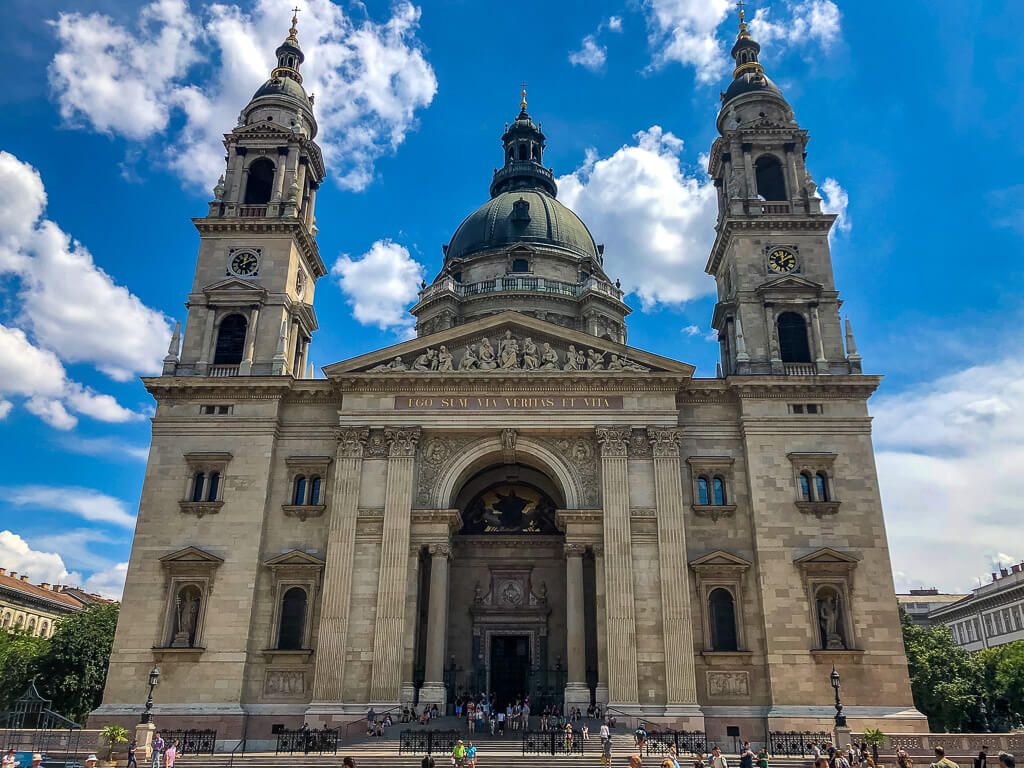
[335,427,370,458]
[596,426,631,458]
[647,426,683,459]
[564,543,587,558]
[427,543,451,558]
[591,543,604,557]
[385,426,421,458]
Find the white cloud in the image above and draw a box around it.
[750,0,841,52]
[569,35,607,71]
[83,562,129,599]
[0,531,81,586]
[4,486,137,528]
[642,0,731,83]
[607,16,623,32]
[0,400,12,420]
[874,357,1024,592]
[819,177,851,235]
[57,435,150,462]
[557,127,717,309]
[49,0,437,192]
[332,239,425,334]
[25,397,78,430]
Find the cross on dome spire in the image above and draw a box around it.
[520,83,528,113]
[289,7,300,41]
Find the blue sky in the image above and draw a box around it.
[0,0,1021,597]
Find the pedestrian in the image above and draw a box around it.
[931,748,960,768]
[630,755,643,768]
[2,748,17,767]
[452,739,467,768]
[740,741,755,768]
[565,722,574,753]
[897,750,913,768]
[582,724,590,741]
[151,732,165,768]
[420,753,435,768]
[635,724,648,749]
[600,721,611,741]
[998,753,1015,768]
[30,756,42,768]
[976,747,991,768]
[601,734,613,767]
[127,739,139,768]
[467,741,477,768]
[164,740,177,768]
[711,746,729,768]
[757,747,770,768]
[342,758,356,768]
[497,709,505,734]
[85,756,98,768]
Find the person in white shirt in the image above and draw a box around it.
[711,746,729,768]
[600,722,610,740]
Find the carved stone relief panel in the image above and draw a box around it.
[706,670,749,697]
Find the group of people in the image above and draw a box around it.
[400,704,441,725]
[363,708,394,737]
[142,732,178,768]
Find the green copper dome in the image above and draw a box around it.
[446,190,599,262]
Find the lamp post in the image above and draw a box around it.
[830,665,847,728]
[140,666,160,724]
[979,698,990,733]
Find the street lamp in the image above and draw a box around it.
[830,665,847,728]
[979,699,990,733]
[141,666,160,724]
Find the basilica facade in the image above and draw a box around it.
[93,12,926,746]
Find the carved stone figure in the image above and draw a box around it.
[818,590,847,650]
[412,348,436,371]
[459,344,479,370]
[521,337,538,370]
[608,353,624,370]
[539,343,559,370]
[478,338,497,369]
[586,349,605,370]
[803,168,819,198]
[729,160,745,199]
[564,344,581,371]
[498,331,520,369]
[538,581,548,601]
[173,587,201,647]
[371,355,406,372]
[473,582,483,602]
[436,345,454,371]
[621,356,649,372]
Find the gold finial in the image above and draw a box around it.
[736,0,750,37]
[520,82,528,111]
[289,6,300,39]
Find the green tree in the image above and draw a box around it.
[901,610,981,731]
[36,603,119,723]
[0,630,50,709]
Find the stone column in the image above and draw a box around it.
[648,427,699,713]
[596,426,639,705]
[765,303,783,373]
[592,543,609,705]
[238,305,260,375]
[419,543,450,709]
[310,427,368,704]
[196,308,217,374]
[742,143,755,200]
[564,543,589,709]
[811,304,828,372]
[368,427,421,703]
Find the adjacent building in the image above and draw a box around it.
[930,564,1024,652]
[896,588,966,628]
[92,9,926,747]
[0,568,109,638]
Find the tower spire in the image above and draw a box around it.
[520,83,528,113]
[289,6,300,41]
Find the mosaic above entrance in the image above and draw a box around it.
[461,483,559,535]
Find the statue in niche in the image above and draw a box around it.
[499,331,520,369]
[586,349,605,370]
[803,168,819,199]
[729,161,745,199]
[173,586,201,647]
[564,345,581,371]
[459,344,479,370]
[437,345,454,372]
[521,338,538,370]
[539,343,559,370]
[412,348,437,371]
[537,581,548,602]
[473,582,483,603]
[478,338,497,369]
[817,588,847,650]
[370,355,406,372]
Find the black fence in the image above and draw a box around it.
[275,728,339,755]
[399,729,459,755]
[0,682,82,767]
[769,731,833,757]
[643,730,708,757]
[160,729,217,756]
[522,729,585,756]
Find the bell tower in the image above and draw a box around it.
[706,6,860,376]
[168,11,327,378]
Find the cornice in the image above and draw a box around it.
[192,217,325,278]
[706,215,837,275]
[329,372,689,393]
[727,375,881,400]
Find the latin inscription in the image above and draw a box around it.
[395,395,624,411]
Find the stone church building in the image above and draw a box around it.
[94,11,925,745]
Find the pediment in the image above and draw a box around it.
[263,550,325,569]
[160,546,224,566]
[204,277,269,298]
[756,275,822,296]
[794,547,859,566]
[689,550,752,570]
[324,311,694,377]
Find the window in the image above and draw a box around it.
[697,477,710,505]
[511,258,530,273]
[799,473,813,501]
[708,588,739,651]
[40,621,48,637]
[214,314,248,365]
[309,476,322,505]
[814,585,848,649]
[1,613,10,628]
[292,476,307,506]
[206,472,221,502]
[518,144,528,161]
[191,472,206,502]
[791,404,805,414]
[277,587,308,650]
[200,404,232,415]
[27,617,36,634]
[712,477,727,506]
[789,403,824,415]
[815,472,830,502]
[777,312,811,363]
[243,157,276,204]
[181,452,232,515]
[754,155,787,200]
[284,456,332,519]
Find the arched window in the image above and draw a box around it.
[40,621,49,637]
[278,587,308,650]
[777,312,811,363]
[799,472,813,501]
[712,477,727,505]
[191,472,206,502]
[27,617,36,634]
[518,144,529,161]
[214,314,248,365]
[309,476,322,505]
[754,155,787,200]
[696,477,710,505]
[206,472,221,502]
[173,585,202,647]
[511,258,530,273]
[815,472,830,501]
[708,588,739,651]
[14,615,23,628]
[243,157,276,204]
[816,586,847,649]
[1,613,10,628]
[293,476,307,506]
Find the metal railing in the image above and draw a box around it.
[160,729,217,756]
[768,731,832,757]
[345,705,402,744]
[275,727,339,755]
[522,729,585,756]
[644,730,707,757]
[398,729,459,755]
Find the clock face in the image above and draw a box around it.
[295,269,307,298]
[767,248,797,274]
[230,251,259,276]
